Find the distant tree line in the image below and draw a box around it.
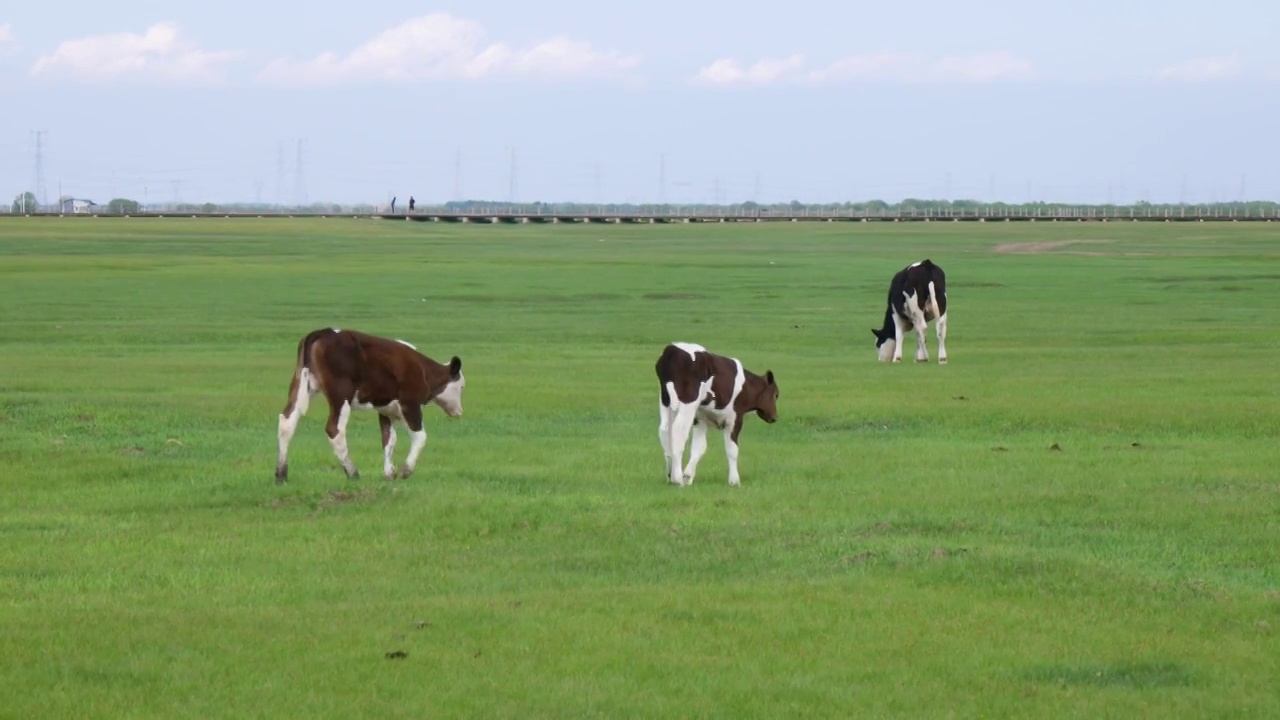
[9,190,1280,216]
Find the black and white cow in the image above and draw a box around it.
[871,259,949,364]
[654,342,779,487]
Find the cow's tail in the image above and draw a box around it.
[927,280,939,319]
[281,329,332,418]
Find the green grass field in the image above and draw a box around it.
[1,217,1277,718]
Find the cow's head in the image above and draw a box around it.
[754,370,779,423]
[432,356,466,417]
[871,328,896,362]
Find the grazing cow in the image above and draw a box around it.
[871,259,948,364]
[275,327,465,483]
[655,342,779,487]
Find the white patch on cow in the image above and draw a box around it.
[432,374,466,417]
[672,341,706,360]
[899,290,932,362]
[330,327,342,333]
[328,400,358,477]
[936,311,949,364]
[877,338,897,363]
[394,339,417,350]
[662,360,748,486]
[382,425,398,480]
[402,428,428,477]
[276,367,319,476]
[659,376,715,485]
[908,260,923,268]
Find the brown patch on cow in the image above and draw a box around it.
[993,239,1113,255]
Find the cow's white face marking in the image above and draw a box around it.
[877,338,896,362]
[394,339,417,350]
[908,260,923,268]
[672,342,706,360]
[331,327,342,334]
[433,374,465,417]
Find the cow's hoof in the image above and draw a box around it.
[916,358,929,363]
[397,466,414,480]
[681,474,695,485]
[939,358,948,365]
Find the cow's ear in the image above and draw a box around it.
[766,370,775,386]
[449,356,462,378]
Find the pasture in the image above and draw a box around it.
[1,217,1277,718]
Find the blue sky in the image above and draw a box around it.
[2,1,1277,206]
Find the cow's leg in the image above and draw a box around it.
[724,415,745,486]
[276,367,316,482]
[397,402,428,479]
[914,319,930,363]
[936,311,948,364]
[682,418,709,485]
[891,314,907,363]
[324,396,359,479]
[667,402,699,486]
[379,414,398,481]
[658,399,674,479]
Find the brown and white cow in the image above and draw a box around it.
[275,327,465,483]
[871,258,948,364]
[655,342,779,487]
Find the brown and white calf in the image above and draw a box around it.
[871,258,949,363]
[655,342,779,487]
[275,327,466,483]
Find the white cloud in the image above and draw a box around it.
[30,22,240,83]
[0,23,16,54]
[694,51,1034,86]
[257,13,640,84]
[693,55,805,85]
[1155,53,1244,82]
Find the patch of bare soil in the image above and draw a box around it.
[993,239,1114,255]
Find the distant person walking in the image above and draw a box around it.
[390,196,397,213]
[409,196,416,212]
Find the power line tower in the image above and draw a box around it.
[293,140,307,206]
[658,153,666,204]
[453,147,462,201]
[32,130,48,206]
[275,141,285,207]
[508,147,518,204]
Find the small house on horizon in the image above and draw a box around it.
[59,197,98,214]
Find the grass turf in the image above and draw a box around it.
[1,217,1278,718]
